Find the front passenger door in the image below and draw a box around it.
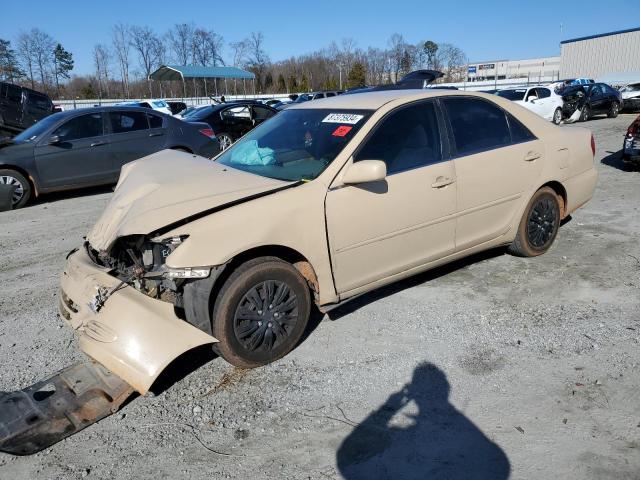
[326,100,457,294]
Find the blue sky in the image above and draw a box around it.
[1,0,638,75]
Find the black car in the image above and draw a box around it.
[0,106,219,208]
[183,102,278,150]
[0,82,54,136]
[562,83,622,121]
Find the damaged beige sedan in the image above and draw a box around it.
[63,88,599,390]
[1,88,598,454]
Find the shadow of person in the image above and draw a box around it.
[337,363,510,479]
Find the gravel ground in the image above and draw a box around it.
[0,114,639,479]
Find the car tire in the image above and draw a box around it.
[0,169,31,209]
[580,105,591,122]
[607,101,620,118]
[508,187,561,258]
[217,132,234,151]
[211,257,312,368]
[552,108,563,125]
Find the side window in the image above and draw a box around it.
[507,112,536,144]
[252,106,275,121]
[53,113,104,141]
[536,88,551,99]
[109,111,149,134]
[525,89,538,101]
[355,100,442,174]
[28,93,51,111]
[326,92,336,97]
[443,97,511,156]
[222,106,251,119]
[6,84,22,103]
[0,83,5,98]
[147,113,163,129]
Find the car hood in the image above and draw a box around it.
[87,150,291,251]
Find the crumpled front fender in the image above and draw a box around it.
[60,248,218,394]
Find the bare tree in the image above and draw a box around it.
[16,32,35,88]
[246,32,269,92]
[230,40,248,67]
[29,29,55,93]
[93,44,111,98]
[112,23,131,98]
[437,43,466,82]
[166,23,194,65]
[130,25,163,96]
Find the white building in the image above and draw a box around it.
[466,57,561,83]
[560,27,640,80]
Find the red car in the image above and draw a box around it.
[623,114,640,168]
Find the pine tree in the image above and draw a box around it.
[347,62,366,88]
[0,39,24,82]
[299,74,309,92]
[276,73,286,93]
[53,43,74,98]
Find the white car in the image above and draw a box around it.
[620,82,640,111]
[495,86,565,124]
[115,99,172,115]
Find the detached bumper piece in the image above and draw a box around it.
[0,361,133,455]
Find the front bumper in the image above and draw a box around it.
[623,97,640,111]
[60,247,218,394]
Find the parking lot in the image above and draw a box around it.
[0,113,639,479]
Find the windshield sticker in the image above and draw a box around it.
[332,125,353,137]
[322,113,364,124]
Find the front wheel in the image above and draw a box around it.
[508,187,561,257]
[211,257,311,368]
[580,105,591,122]
[607,102,620,118]
[552,108,563,125]
[0,169,31,209]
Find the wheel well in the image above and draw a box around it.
[541,181,567,218]
[170,146,193,153]
[0,164,37,197]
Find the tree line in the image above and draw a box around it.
[0,24,467,100]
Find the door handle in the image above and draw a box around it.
[90,141,106,147]
[431,176,456,188]
[148,132,165,137]
[524,151,541,162]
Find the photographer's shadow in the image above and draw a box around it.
[337,363,510,479]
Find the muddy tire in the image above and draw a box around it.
[211,257,311,368]
[0,169,31,209]
[607,101,620,118]
[216,132,234,151]
[508,187,561,257]
[552,108,563,125]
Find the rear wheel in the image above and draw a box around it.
[217,132,234,151]
[508,187,561,257]
[552,108,563,125]
[0,169,31,209]
[211,257,311,368]
[607,101,620,118]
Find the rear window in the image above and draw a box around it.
[496,89,526,101]
[109,111,149,133]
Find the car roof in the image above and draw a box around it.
[286,89,499,111]
[51,105,167,119]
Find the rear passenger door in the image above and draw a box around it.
[326,100,457,293]
[107,110,166,172]
[441,97,543,251]
[34,112,112,188]
[251,105,276,127]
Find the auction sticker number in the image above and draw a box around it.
[322,113,364,124]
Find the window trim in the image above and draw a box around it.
[352,98,449,176]
[439,95,537,159]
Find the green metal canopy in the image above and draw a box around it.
[149,65,255,81]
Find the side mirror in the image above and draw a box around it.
[48,135,61,145]
[342,160,387,185]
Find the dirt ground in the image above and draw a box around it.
[1,114,639,480]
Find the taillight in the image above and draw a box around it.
[199,128,215,139]
[627,122,638,137]
[590,134,595,157]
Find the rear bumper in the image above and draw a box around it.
[60,247,217,394]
